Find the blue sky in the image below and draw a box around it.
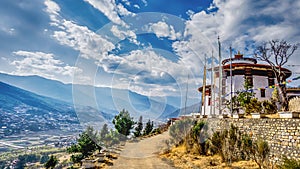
[0,0,299,99]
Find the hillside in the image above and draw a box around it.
[0,73,179,121]
[0,81,96,136]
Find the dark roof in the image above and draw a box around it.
[198,85,211,93]
[222,63,292,78]
[222,57,257,65]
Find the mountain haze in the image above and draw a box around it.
[0,73,180,121]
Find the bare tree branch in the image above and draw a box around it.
[254,39,299,111]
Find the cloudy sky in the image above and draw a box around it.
[0,0,299,99]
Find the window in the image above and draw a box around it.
[260,89,266,98]
[268,78,275,86]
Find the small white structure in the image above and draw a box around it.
[279,112,300,118]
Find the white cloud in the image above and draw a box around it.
[178,0,300,88]
[44,0,115,60]
[141,0,148,7]
[148,21,181,40]
[44,0,61,25]
[110,25,138,44]
[96,48,201,97]
[44,0,60,15]
[0,27,16,35]
[11,51,81,80]
[173,0,300,64]
[83,0,134,26]
[121,0,130,6]
[53,20,115,60]
[117,3,135,16]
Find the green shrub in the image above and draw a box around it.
[188,121,207,155]
[245,98,262,115]
[242,137,270,169]
[134,116,143,137]
[255,139,270,169]
[209,124,261,164]
[169,118,194,145]
[143,119,154,136]
[279,157,300,169]
[112,109,135,136]
[44,155,58,169]
[262,100,277,114]
[70,154,83,164]
[209,130,227,160]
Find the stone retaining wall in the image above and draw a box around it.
[204,118,300,163]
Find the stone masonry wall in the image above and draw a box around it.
[204,118,300,163]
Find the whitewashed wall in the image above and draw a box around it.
[252,75,274,101]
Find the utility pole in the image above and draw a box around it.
[201,55,207,116]
[218,36,222,116]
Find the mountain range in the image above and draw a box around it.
[0,73,199,119]
[0,81,79,136]
[0,73,200,135]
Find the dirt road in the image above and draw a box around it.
[109,131,175,169]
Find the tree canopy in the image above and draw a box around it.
[112,109,135,136]
[134,116,143,137]
[143,119,154,136]
[67,126,100,160]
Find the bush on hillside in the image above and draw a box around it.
[262,100,277,114]
[279,156,300,169]
[169,118,194,145]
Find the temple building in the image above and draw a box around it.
[199,52,292,116]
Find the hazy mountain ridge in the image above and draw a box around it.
[159,103,201,119]
[0,73,179,121]
[0,81,81,136]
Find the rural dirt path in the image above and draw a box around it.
[108,131,174,169]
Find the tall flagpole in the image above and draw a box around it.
[218,36,222,115]
[211,50,215,116]
[201,55,207,116]
[184,74,189,116]
[230,46,233,116]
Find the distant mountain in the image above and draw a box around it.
[160,103,201,119]
[0,81,112,137]
[0,73,73,102]
[0,81,76,136]
[0,73,178,121]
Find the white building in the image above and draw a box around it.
[199,52,292,116]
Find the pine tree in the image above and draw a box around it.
[143,119,153,135]
[134,116,143,137]
[44,155,58,169]
[67,126,100,160]
[272,87,279,103]
[112,109,135,136]
[100,123,109,139]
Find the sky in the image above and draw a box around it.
[0,0,299,100]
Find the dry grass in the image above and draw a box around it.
[265,113,280,118]
[289,97,300,112]
[160,144,259,169]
